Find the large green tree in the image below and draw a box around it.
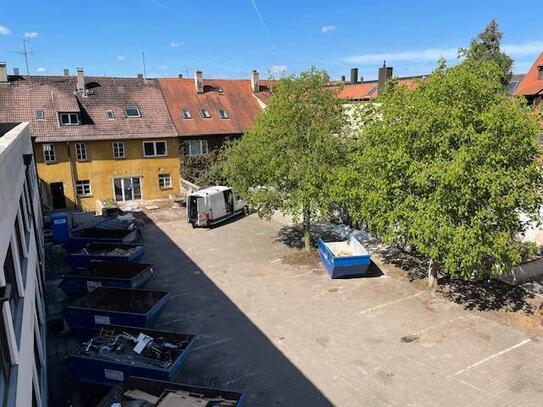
[336,59,543,286]
[223,68,345,249]
[460,19,513,88]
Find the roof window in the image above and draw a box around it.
[219,109,229,119]
[107,110,115,120]
[124,106,141,118]
[182,109,192,119]
[200,108,211,119]
[36,110,45,120]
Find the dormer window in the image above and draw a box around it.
[124,106,141,118]
[107,110,115,120]
[36,110,45,120]
[538,65,543,81]
[59,112,79,126]
[182,109,192,119]
[219,109,229,119]
[200,108,211,119]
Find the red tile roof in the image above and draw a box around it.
[0,76,177,142]
[338,76,427,101]
[515,52,543,96]
[159,78,272,137]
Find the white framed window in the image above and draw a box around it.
[143,140,167,157]
[75,180,91,197]
[112,142,125,159]
[219,109,229,119]
[75,143,87,161]
[35,110,44,120]
[124,106,141,118]
[182,109,192,119]
[183,139,208,156]
[42,144,56,163]
[158,173,172,189]
[200,108,211,118]
[59,112,79,126]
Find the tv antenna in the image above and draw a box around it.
[142,51,147,79]
[7,38,34,77]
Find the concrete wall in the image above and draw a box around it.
[0,123,47,407]
[34,138,181,212]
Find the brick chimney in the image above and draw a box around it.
[350,68,359,84]
[194,70,203,93]
[137,73,144,79]
[64,68,69,76]
[76,68,85,91]
[0,63,7,83]
[13,67,19,76]
[251,70,260,92]
[378,61,393,95]
[178,74,183,78]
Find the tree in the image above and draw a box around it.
[335,59,543,286]
[460,19,513,88]
[223,68,345,249]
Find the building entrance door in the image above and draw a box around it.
[50,182,66,209]
[113,177,142,202]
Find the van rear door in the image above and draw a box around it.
[188,196,205,225]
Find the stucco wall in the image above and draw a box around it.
[34,138,181,212]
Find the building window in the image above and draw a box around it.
[219,109,229,119]
[538,66,543,81]
[182,109,192,119]
[75,143,87,161]
[35,110,44,120]
[106,110,115,120]
[75,180,91,197]
[0,304,11,407]
[42,144,56,164]
[124,106,141,117]
[158,173,172,189]
[143,141,167,157]
[3,244,21,325]
[183,139,208,156]
[200,108,211,118]
[112,142,125,159]
[59,112,79,126]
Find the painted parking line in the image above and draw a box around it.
[451,338,531,377]
[357,292,425,315]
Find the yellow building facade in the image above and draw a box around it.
[34,138,180,212]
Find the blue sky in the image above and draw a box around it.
[0,0,541,80]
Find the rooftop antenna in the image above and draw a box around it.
[142,51,147,79]
[6,38,34,77]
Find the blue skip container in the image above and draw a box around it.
[59,261,154,298]
[64,228,138,253]
[63,287,169,339]
[67,243,144,270]
[318,236,371,279]
[99,377,244,406]
[65,325,196,386]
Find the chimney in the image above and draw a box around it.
[350,68,359,84]
[378,61,393,95]
[340,75,346,82]
[13,67,19,76]
[251,70,260,92]
[137,73,144,79]
[64,68,69,76]
[194,70,203,93]
[76,68,85,91]
[178,74,183,78]
[0,63,7,83]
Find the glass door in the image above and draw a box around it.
[113,177,143,201]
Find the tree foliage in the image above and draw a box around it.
[223,68,345,249]
[335,59,543,281]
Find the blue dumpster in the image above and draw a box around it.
[65,325,196,386]
[99,377,244,406]
[63,287,169,339]
[67,243,144,270]
[50,212,69,243]
[59,261,154,298]
[318,236,371,279]
[64,228,138,253]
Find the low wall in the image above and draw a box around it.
[497,257,543,285]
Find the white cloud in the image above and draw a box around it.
[170,41,183,48]
[269,65,288,75]
[0,25,10,35]
[36,67,46,73]
[117,56,126,61]
[321,25,336,34]
[502,41,543,57]
[24,31,39,39]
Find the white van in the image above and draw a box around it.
[187,186,246,227]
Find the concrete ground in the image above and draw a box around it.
[136,209,543,407]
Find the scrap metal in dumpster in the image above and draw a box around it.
[318,236,371,279]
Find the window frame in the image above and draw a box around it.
[142,140,168,158]
[218,109,229,119]
[75,180,92,197]
[124,106,141,118]
[35,110,44,121]
[112,141,126,159]
[42,144,56,164]
[200,108,211,119]
[183,139,208,156]
[75,143,87,161]
[158,173,172,189]
[181,109,192,119]
[106,110,115,120]
[59,112,80,126]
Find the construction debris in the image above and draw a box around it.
[80,246,140,256]
[115,388,238,406]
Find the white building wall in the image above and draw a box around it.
[0,123,47,407]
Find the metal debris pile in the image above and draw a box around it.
[80,247,140,256]
[116,387,237,406]
[78,328,188,368]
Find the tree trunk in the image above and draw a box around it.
[427,259,438,289]
[302,203,311,251]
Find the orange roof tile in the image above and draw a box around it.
[515,52,543,96]
[337,76,427,101]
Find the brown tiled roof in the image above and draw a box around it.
[0,75,177,142]
[159,78,273,137]
[515,52,543,96]
[338,76,427,101]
